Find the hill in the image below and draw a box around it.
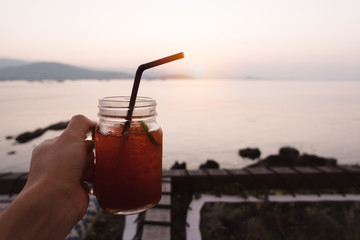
[0,61,132,81]
[0,58,30,69]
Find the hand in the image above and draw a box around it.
[27,114,96,216]
[0,115,96,240]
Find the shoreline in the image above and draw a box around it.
[2,121,359,172]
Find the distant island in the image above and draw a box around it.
[0,60,131,81]
[0,58,192,81]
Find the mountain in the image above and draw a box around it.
[0,61,132,81]
[0,58,31,69]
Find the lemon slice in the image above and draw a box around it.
[140,121,161,146]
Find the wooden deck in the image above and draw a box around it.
[142,178,172,240]
[2,166,360,239]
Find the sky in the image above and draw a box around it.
[0,0,359,80]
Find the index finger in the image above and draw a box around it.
[62,115,96,139]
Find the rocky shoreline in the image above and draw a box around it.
[5,121,70,156]
[12,121,69,143]
[4,121,344,172]
[171,146,339,170]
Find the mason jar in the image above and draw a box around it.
[94,96,162,215]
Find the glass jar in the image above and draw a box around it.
[94,96,162,215]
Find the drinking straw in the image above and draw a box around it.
[122,52,184,134]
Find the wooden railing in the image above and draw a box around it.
[164,166,360,194]
[2,166,360,240]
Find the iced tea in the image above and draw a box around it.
[94,96,162,215]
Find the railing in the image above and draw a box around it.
[165,166,360,194]
[2,166,360,239]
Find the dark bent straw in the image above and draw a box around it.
[122,52,184,134]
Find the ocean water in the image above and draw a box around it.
[0,79,359,172]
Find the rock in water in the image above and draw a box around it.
[15,129,46,143]
[239,148,261,160]
[298,154,337,166]
[46,121,69,130]
[7,151,16,155]
[279,147,299,160]
[199,160,220,169]
[15,121,70,143]
[247,146,338,168]
[171,161,187,169]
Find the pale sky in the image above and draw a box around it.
[1,0,359,80]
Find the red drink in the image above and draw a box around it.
[94,96,162,214]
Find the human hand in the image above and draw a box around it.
[0,115,96,240]
[28,114,96,215]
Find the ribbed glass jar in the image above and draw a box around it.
[94,96,162,215]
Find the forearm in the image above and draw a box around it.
[0,115,95,239]
[0,182,84,240]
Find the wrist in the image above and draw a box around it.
[0,179,88,240]
[29,176,89,222]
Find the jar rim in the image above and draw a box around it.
[99,96,156,108]
[98,96,157,121]
[100,96,154,102]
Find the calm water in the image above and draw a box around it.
[1,79,360,172]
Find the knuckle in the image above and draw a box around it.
[32,139,52,156]
[71,114,87,123]
[60,130,76,139]
[31,145,40,156]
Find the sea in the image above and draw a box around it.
[0,79,359,172]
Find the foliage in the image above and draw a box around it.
[85,210,125,240]
[200,201,360,240]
